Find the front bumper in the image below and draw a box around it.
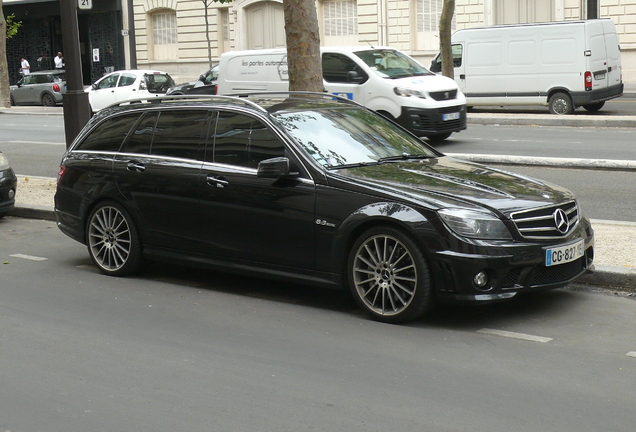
[398,104,467,137]
[430,220,594,303]
[0,168,18,214]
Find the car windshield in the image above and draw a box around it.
[354,49,434,79]
[274,107,438,168]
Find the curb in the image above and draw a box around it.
[467,113,636,128]
[8,203,635,293]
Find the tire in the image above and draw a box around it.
[427,132,452,142]
[41,93,56,107]
[0,212,6,219]
[347,227,434,323]
[583,101,605,112]
[86,201,142,276]
[548,92,574,115]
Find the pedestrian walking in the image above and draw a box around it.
[20,57,31,75]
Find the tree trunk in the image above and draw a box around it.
[0,0,11,108]
[283,0,323,92]
[439,0,455,80]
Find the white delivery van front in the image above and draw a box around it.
[218,47,467,140]
[430,19,623,114]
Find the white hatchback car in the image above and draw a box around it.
[87,70,175,112]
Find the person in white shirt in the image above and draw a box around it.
[20,57,30,75]
[54,52,64,69]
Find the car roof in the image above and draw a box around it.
[93,93,362,119]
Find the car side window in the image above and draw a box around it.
[35,75,51,84]
[76,113,143,152]
[97,74,119,90]
[118,74,137,87]
[120,112,158,155]
[322,53,368,84]
[150,110,209,161]
[209,112,284,169]
[22,75,36,85]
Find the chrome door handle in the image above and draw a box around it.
[207,175,229,188]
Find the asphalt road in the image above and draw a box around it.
[1,217,636,432]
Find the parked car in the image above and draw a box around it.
[0,151,18,218]
[87,70,175,112]
[54,93,594,323]
[10,70,66,106]
[167,65,218,96]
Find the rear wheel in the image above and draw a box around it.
[41,93,55,107]
[348,227,434,323]
[583,101,605,112]
[86,201,142,276]
[548,92,574,115]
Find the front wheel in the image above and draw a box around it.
[348,227,434,323]
[86,201,142,276]
[548,92,574,115]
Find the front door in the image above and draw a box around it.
[197,110,316,269]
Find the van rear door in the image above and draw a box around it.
[602,21,622,88]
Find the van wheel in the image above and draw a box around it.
[583,101,605,112]
[548,92,574,115]
[427,132,452,142]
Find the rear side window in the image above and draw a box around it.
[119,73,137,87]
[209,112,284,169]
[150,110,209,161]
[120,112,158,155]
[76,113,142,152]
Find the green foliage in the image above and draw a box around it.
[6,13,22,39]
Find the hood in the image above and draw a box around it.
[328,156,574,216]
[391,74,459,93]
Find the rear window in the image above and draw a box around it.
[76,113,143,152]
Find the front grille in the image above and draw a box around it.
[510,201,579,239]
[430,89,458,101]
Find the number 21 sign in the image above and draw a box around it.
[78,0,92,10]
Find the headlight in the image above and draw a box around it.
[394,86,426,98]
[0,153,10,171]
[438,208,512,240]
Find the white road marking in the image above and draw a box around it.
[477,328,553,343]
[10,253,48,261]
[627,352,636,358]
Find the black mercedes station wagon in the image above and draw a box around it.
[54,93,594,323]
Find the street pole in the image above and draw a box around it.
[60,0,91,149]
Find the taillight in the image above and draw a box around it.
[53,83,61,92]
[584,71,593,91]
[57,165,66,186]
[212,84,218,95]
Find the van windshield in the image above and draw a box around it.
[355,49,434,79]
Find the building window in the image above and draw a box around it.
[323,0,358,45]
[415,0,455,51]
[218,8,231,54]
[151,10,177,60]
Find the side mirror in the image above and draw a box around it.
[92,83,98,90]
[429,57,442,73]
[347,71,364,83]
[199,74,206,82]
[257,157,293,179]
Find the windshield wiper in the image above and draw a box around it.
[377,154,435,163]
[327,161,381,170]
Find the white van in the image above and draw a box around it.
[430,19,623,114]
[217,46,467,140]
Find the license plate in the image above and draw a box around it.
[545,239,584,267]
[594,72,606,80]
[442,112,460,121]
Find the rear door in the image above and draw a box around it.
[112,73,140,103]
[113,109,210,250]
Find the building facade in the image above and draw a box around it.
[3,0,135,85]
[132,0,635,84]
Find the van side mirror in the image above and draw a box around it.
[430,57,442,73]
[347,71,365,83]
[257,157,294,179]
